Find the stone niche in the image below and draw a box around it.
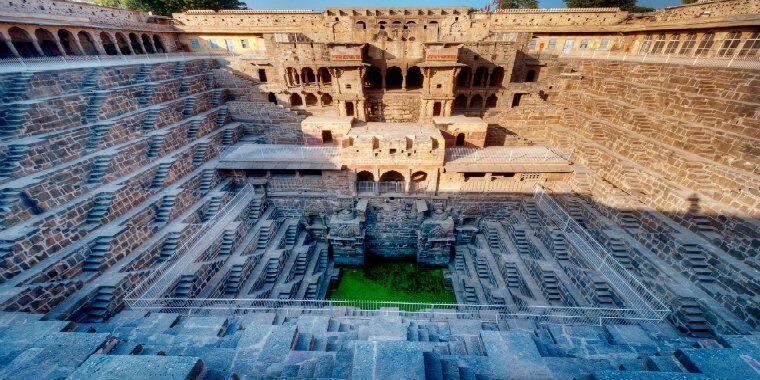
[433,115,488,148]
[326,201,367,266]
[416,200,455,266]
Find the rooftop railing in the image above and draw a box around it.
[0,52,233,74]
[550,49,760,69]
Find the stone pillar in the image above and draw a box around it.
[29,35,45,57]
[381,67,386,89]
[72,34,87,56]
[52,35,67,57]
[1,33,21,58]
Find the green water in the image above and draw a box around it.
[327,260,456,306]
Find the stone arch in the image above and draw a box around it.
[456,66,471,87]
[345,101,355,116]
[305,93,318,106]
[317,67,331,84]
[302,67,316,83]
[356,170,374,181]
[485,94,498,108]
[0,33,15,58]
[364,65,382,89]
[380,170,404,182]
[469,94,483,109]
[267,92,277,105]
[289,93,303,106]
[405,21,416,29]
[321,93,333,106]
[411,171,427,182]
[114,32,131,55]
[489,67,505,87]
[35,28,61,56]
[378,21,387,30]
[128,32,144,54]
[9,27,39,57]
[473,67,488,87]
[405,66,423,89]
[77,31,99,55]
[455,133,465,146]
[152,35,166,53]
[141,34,156,53]
[385,66,403,89]
[100,32,118,55]
[428,21,439,28]
[453,94,468,110]
[356,21,366,30]
[57,29,81,55]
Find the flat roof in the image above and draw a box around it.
[217,144,341,170]
[444,146,572,172]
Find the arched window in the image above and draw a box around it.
[455,133,465,146]
[473,67,488,87]
[0,34,15,58]
[428,21,439,28]
[141,34,156,53]
[302,67,316,83]
[380,170,404,182]
[453,94,468,110]
[378,21,387,30]
[317,67,331,84]
[525,69,536,83]
[469,94,483,109]
[290,93,303,106]
[114,33,131,55]
[356,21,366,30]
[57,29,81,55]
[78,32,98,55]
[100,32,118,55]
[345,101,355,116]
[286,67,300,86]
[456,67,471,88]
[364,66,382,89]
[410,171,427,192]
[357,171,374,181]
[305,93,318,106]
[34,29,61,56]
[321,93,333,106]
[9,27,39,57]
[485,94,498,108]
[128,33,144,54]
[405,21,416,29]
[385,66,403,89]
[694,32,715,56]
[405,66,423,89]
[152,35,166,53]
[267,92,277,105]
[490,67,505,86]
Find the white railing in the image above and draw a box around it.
[267,177,340,194]
[126,297,663,325]
[378,181,405,194]
[532,185,669,320]
[125,181,254,303]
[0,52,234,74]
[355,181,376,194]
[554,49,760,69]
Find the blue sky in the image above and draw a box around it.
[243,0,682,11]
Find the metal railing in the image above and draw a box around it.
[355,181,377,194]
[532,185,669,320]
[125,181,254,303]
[378,181,405,194]
[125,297,664,325]
[554,49,759,69]
[0,52,234,74]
